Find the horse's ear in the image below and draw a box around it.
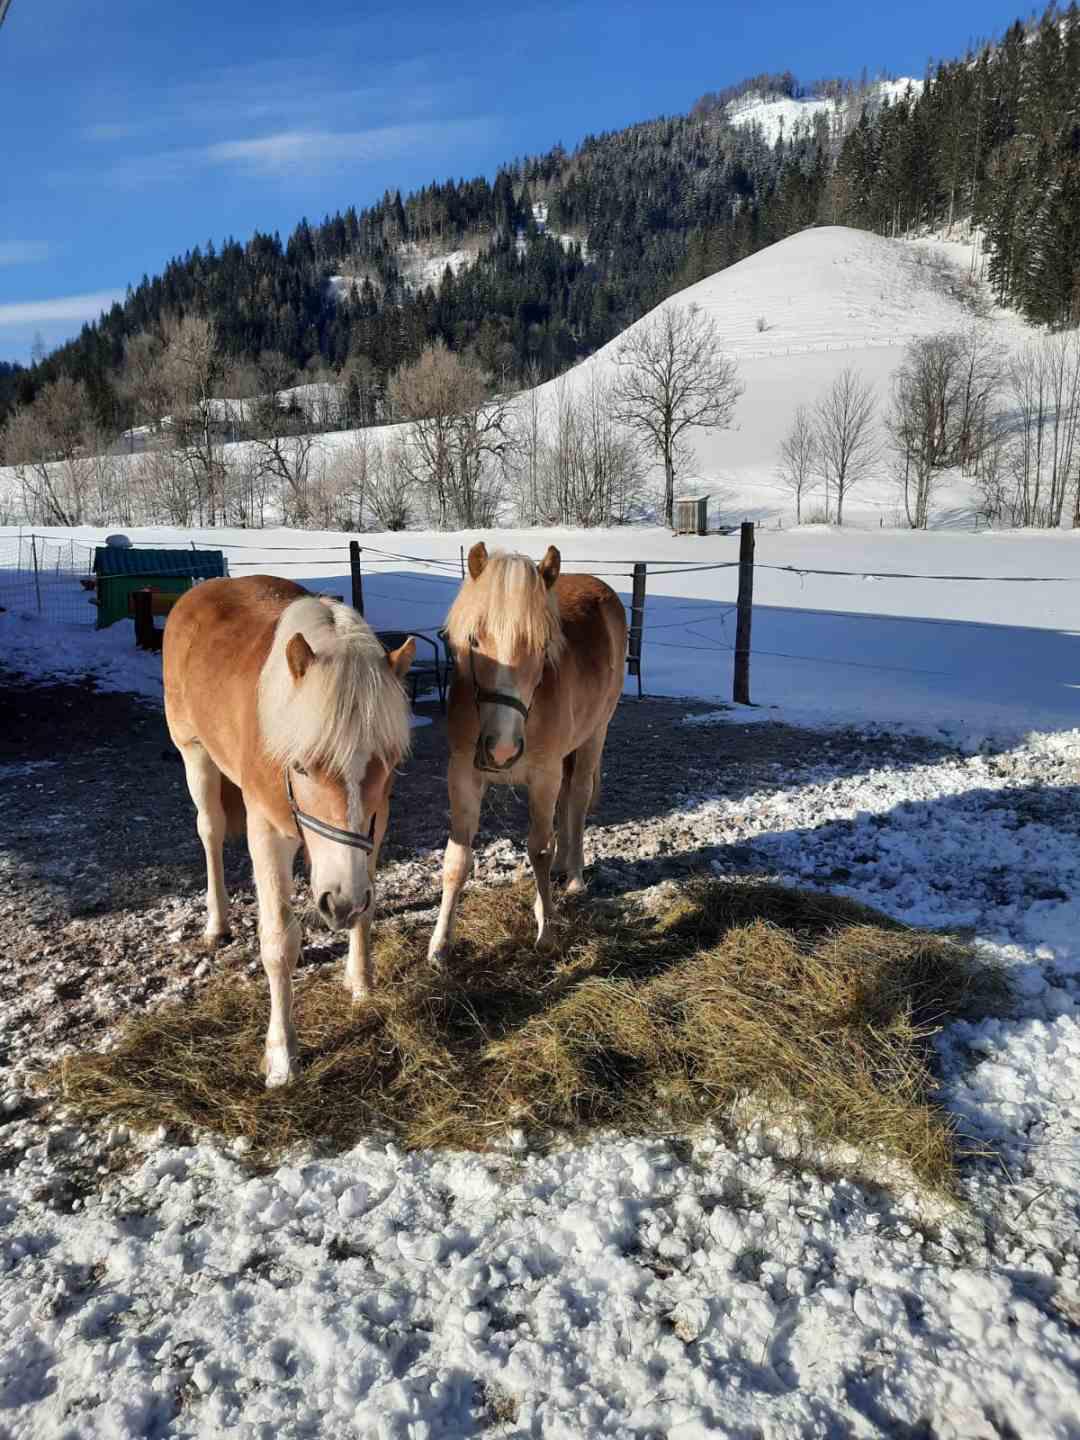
[538,545,561,589]
[467,542,488,580]
[386,636,416,680]
[286,632,316,682]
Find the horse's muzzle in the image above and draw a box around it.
[317,886,372,930]
[474,734,525,773]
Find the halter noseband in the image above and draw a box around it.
[286,767,376,852]
[468,638,535,721]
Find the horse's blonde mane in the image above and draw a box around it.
[257,597,411,774]
[445,551,564,661]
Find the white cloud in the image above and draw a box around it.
[86,118,490,188]
[0,242,51,267]
[0,289,124,328]
[203,124,464,175]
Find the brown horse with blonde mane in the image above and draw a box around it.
[429,542,627,963]
[163,576,414,1087]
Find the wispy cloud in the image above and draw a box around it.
[81,118,490,189]
[0,242,52,267]
[0,289,124,329]
[204,123,481,175]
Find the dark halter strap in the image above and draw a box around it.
[286,768,376,852]
[468,639,534,721]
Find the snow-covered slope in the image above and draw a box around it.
[726,78,924,146]
[524,225,1027,524]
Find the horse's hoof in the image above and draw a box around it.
[264,1048,298,1088]
[427,944,449,972]
[565,877,587,897]
[200,929,231,953]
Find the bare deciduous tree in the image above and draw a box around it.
[244,350,324,525]
[120,330,170,444]
[953,324,1005,474]
[613,303,742,527]
[776,404,818,524]
[813,368,878,526]
[389,340,512,528]
[531,374,645,526]
[887,335,961,529]
[367,438,413,531]
[160,313,230,525]
[2,375,103,524]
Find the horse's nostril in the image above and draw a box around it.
[317,890,334,922]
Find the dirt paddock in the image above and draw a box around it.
[0,666,952,1079]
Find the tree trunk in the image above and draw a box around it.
[663,453,675,527]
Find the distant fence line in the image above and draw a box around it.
[3,530,1078,701]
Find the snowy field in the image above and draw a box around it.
[1,226,1079,1438]
[4,519,1077,745]
[1,516,1080,1437]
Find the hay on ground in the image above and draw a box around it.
[52,879,1001,1188]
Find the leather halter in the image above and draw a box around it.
[468,637,542,773]
[286,768,376,852]
[468,638,534,721]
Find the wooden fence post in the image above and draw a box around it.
[29,533,42,614]
[349,540,364,615]
[459,545,465,578]
[627,562,646,698]
[733,522,754,705]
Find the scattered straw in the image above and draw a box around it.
[52,879,1002,1188]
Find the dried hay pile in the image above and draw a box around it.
[54,879,999,1187]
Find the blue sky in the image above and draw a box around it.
[1,0,1024,364]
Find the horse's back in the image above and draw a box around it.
[555,572,627,660]
[164,575,305,748]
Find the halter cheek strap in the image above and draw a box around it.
[286,768,376,852]
[468,641,535,721]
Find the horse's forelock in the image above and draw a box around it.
[258,597,411,774]
[446,551,564,661]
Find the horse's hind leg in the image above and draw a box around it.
[553,752,575,880]
[179,741,230,946]
[428,758,484,967]
[562,725,608,896]
[248,814,302,1087]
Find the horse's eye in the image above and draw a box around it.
[469,635,479,649]
[293,763,309,778]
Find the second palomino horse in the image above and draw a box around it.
[163,576,414,1086]
[428,542,627,963]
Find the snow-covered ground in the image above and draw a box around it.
[2,220,1080,1434]
[4,520,1077,747]
[2,561,1079,1432]
[726,78,924,146]
[0,225,1038,534]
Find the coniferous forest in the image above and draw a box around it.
[4,4,1080,433]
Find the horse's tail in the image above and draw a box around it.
[221,776,247,838]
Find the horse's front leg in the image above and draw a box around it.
[179,742,230,946]
[527,768,563,946]
[248,815,302,1088]
[428,758,484,967]
[344,804,389,1002]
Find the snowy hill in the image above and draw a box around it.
[0,226,1031,531]
[517,224,1025,525]
[726,78,924,146]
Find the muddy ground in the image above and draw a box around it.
[0,667,955,1078]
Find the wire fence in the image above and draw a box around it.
[3,531,1078,694]
[0,534,96,625]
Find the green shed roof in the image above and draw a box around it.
[93,546,226,579]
